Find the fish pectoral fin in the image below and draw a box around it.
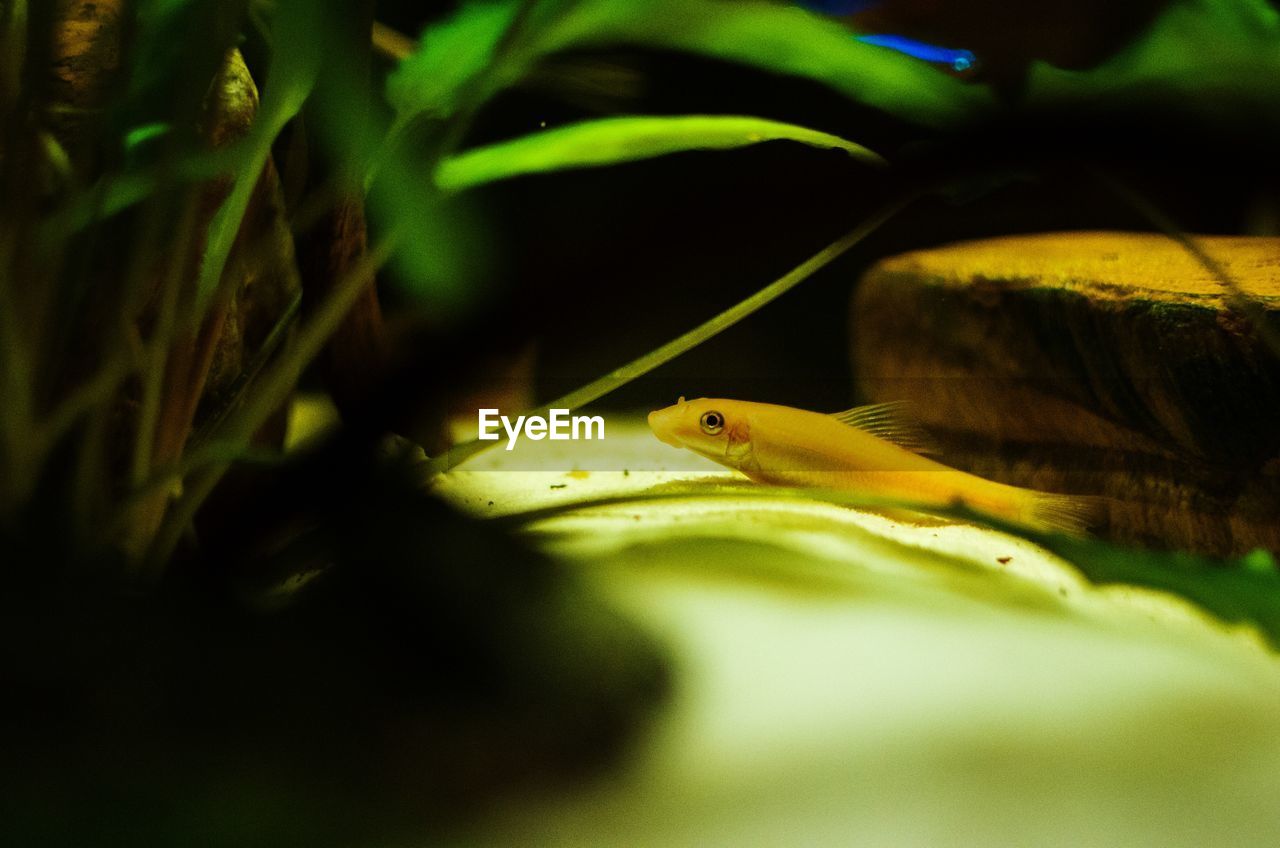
[830,401,940,455]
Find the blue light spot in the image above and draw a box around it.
[856,33,978,73]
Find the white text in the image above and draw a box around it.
[478,409,605,451]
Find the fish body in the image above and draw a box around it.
[648,397,1099,534]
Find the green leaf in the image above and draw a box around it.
[380,0,969,314]
[549,0,992,127]
[435,114,885,191]
[387,0,994,131]
[925,502,1280,649]
[195,0,323,312]
[385,0,526,122]
[1034,534,1280,649]
[1027,0,1280,126]
[369,167,490,311]
[256,0,326,122]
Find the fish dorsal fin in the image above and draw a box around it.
[830,401,940,455]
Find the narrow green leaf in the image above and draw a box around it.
[436,114,884,191]
[195,0,323,312]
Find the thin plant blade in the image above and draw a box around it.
[435,114,884,192]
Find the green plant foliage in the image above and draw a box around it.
[385,0,527,122]
[553,0,993,126]
[387,0,994,131]
[1028,0,1280,122]
[196,0,322,311]
[435,114,885,191]
[924,507,1280,651]
[366,172,488,311]
[382,0,912,312]
[1038,535,1280,648]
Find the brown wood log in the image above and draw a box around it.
[851,231,1280,556]
[46,0,124,172]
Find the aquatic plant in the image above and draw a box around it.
[1,0,1279,842]
[3,0,1273,565]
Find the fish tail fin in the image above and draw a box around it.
[1021,492,1107,536]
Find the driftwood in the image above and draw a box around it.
[852,231,1280,556]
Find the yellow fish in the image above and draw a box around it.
[647,397,1101,534]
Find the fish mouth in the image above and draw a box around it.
[647,409,684,448]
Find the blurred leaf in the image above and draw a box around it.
[1038,533,1280,649]
[369,166,490,311]
[380,0,977,317]
[196,0,323,311]
[385,0,527,122]
[122,122,172,153]
[435,114,885,191]
[127,0,246,129]
[57,0,324,239]
[1027,0,1280,126]
[881,497,1280,649]
[256,0,326,121]
[555,0,992,126]
[387,0,994,130]
[862,491,1280,649]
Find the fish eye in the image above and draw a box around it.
[699,410,725,435]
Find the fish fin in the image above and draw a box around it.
[830,401,940,455]
[1023,493,1107,536]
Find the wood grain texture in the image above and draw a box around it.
[852,232,1280,555]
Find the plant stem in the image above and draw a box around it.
[130,193,201,490]
[376,0,563,186]
[145,233,398,572]
[186,290,303,452]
